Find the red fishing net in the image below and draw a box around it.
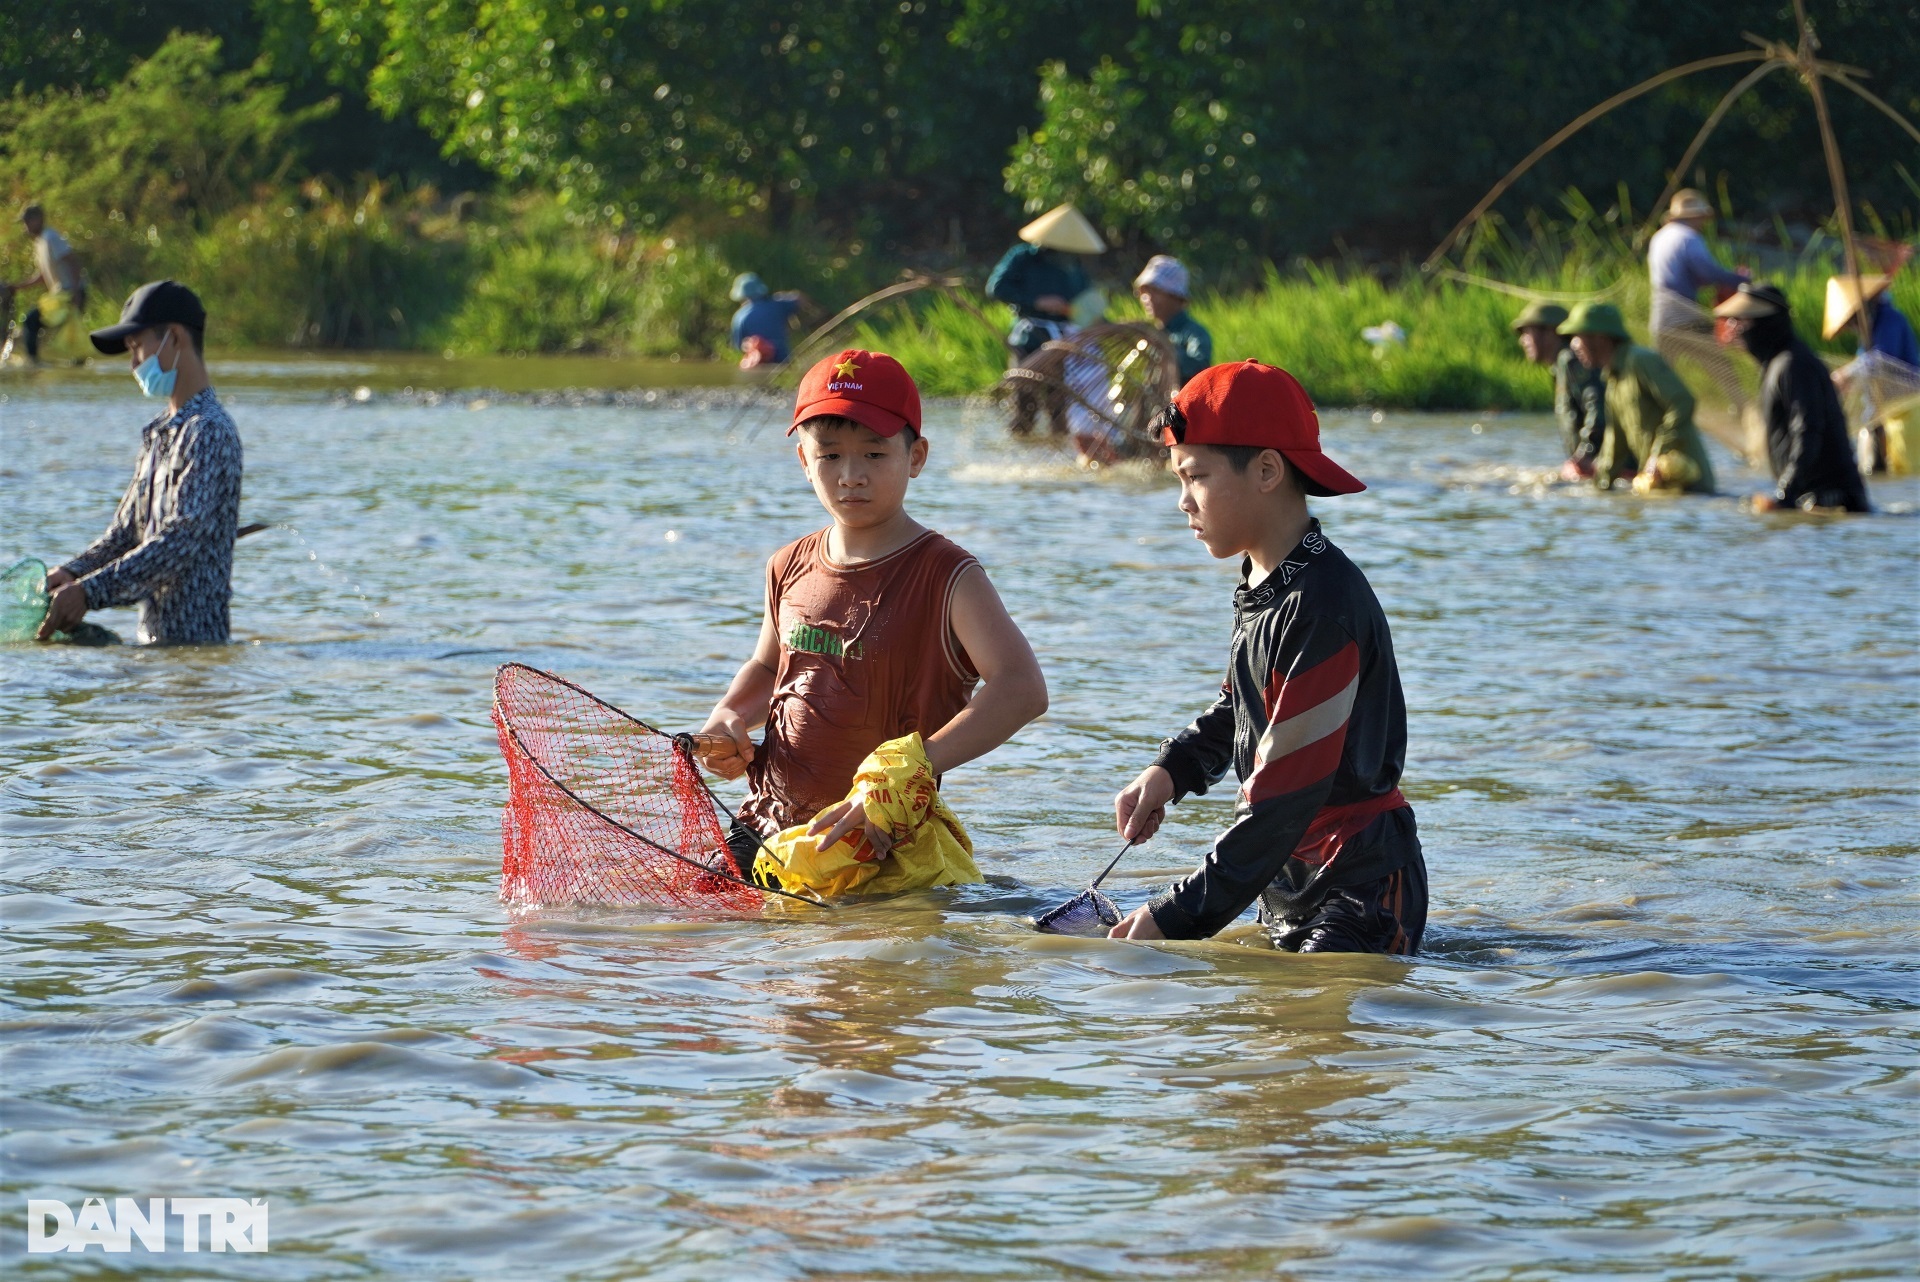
[491,663,766,912]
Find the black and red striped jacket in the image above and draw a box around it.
[1147,519,1418,938]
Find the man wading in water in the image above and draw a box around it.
[1510,300,1605,479]
[40,280,242,644]
[1715,282,1871,513]
[1561,301,1717,496]
[1107,361,1427,953]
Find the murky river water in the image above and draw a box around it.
[2,367,1916,1279]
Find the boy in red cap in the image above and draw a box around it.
[1109,360,1427,953]
[698,349,1049,868]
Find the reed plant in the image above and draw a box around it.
[187,183,471,348]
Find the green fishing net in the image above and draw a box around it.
[1,558,49,642]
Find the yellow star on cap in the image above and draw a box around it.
[833,356,860,378]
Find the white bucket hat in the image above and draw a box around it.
[1133,254,1190,299]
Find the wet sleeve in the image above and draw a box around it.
[80,418,239,611]
[60,466,143,580]
[986,246,1031,309]
[1558,356,1603,462]
[1552,359,1579,456]
[1578,368,1607,460]
[1772,358,1821,506]
[1150,679,1236,802]
[1640,351,1698,460]
[1149,616,1359,939]
[1684,235,1745,291]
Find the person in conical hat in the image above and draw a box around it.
[1823,273,1915,354]
[1823,273,1918,476]
[987,203,1105,435]
[1018,203,1107,254]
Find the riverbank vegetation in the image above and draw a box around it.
[2,7,1914,406]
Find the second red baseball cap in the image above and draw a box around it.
[1164,359,1365,495]
[790,349,923,438]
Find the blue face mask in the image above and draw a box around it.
[132,330,177,399]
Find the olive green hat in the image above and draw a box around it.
[1510,300,1569,331]
[1557,300,1630,340]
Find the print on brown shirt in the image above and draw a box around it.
[739,528,979,833]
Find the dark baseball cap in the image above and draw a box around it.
[90,280,206,355]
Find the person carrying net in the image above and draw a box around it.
[1645,190,1752,441]
[696,349,1049,881]
[40,281,242,645]
[4,203,88,363]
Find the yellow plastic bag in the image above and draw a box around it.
[752,733,980,898]
[25,292,90,363]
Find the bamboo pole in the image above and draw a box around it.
[1822,71,1920,146]
[1636,59,1787,248]
[1422,51,1768,271]
[1794,0,1874,352]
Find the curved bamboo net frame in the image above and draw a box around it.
[1424,0,1920,357]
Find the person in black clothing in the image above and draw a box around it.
[1109,360,1426,954]
[1715,282,1871,513]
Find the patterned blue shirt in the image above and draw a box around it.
[63,387,242,644]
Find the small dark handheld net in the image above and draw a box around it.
[491,663,769,913]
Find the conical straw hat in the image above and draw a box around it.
[1019,204,1107,254]
[1823,274,1892,340]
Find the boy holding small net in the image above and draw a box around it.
[1108,361,1427,953]
[698,349,1048,876]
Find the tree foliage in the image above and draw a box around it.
[1009,0,1917,260]
[270,0,1112,232]
[10,1,1918,266]
[0,33,334,229]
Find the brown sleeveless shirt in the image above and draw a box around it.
[740,528,980,833]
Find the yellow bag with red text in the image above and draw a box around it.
[750,733,980,898]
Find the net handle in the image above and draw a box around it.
[492,663,830,909]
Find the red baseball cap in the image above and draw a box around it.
[1165,360,1365,495]
[790,349,923,438]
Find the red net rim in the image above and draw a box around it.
[491,663,823,909]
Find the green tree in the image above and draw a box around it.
[1003,0,1918,267]
[271,0,1114,234]
[0,32,333,229]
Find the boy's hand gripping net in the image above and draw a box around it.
[491,663,766,912]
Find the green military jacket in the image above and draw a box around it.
[1596,344,1716,493]
[1554,346,1605,463]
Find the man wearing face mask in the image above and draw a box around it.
[40,280,243,644]
[1714,282,1870,513]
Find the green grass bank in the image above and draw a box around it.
[9,181,1910,413]
[855,262,1919,409]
